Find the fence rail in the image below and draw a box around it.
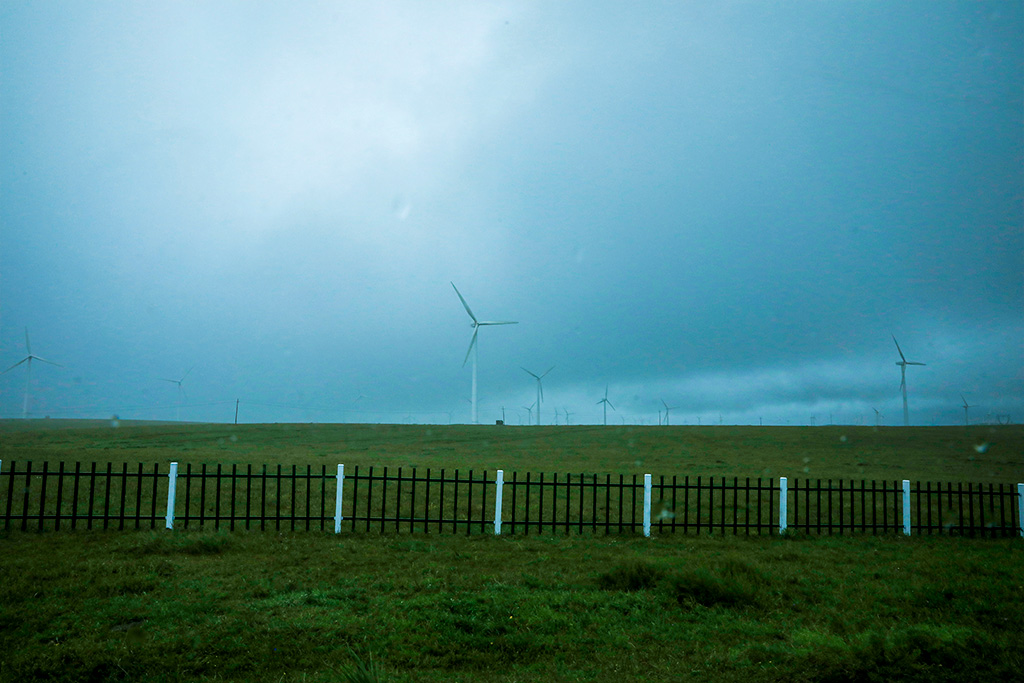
[1,460,1022,538]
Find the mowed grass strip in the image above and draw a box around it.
[2,422,1022,483]
[1,531,1022,682]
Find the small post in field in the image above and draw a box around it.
[779,477,788,535]
[902,480,911,536]
[643,474,652,537]
[334,464,345,534]
[165,462,178,530]
[1017,483,1023,538]
[494,469,504,535]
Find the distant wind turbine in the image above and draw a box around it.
[873,407,882,427]
[661,399,678,426]
[452,282,518,424]
[564,407,573,425]
[160,366,193,422]
[597,386,615,426]
[523,402,535,425]
[521,366,553,426]
[892,336,926,427]
[2,328,62,419]
[960,394,976,426]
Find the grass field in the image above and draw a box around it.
[1,421,1023,682]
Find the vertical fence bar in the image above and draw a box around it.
[902,480,912,536]
[494,469,504,535]
[165,462,178,530]
[1018,483,1024,538]
[643,474,652,537]
[779,477,788,535]
[334,464,345,533]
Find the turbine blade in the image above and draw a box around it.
[608,401,616,411]
[451,282,478,323]
[521,367,540,379]
[462,328,478,367]
[1,358,29,374]
[159,378,179,384]
[661,399,669,410]
[541,366,554,378]
[478,321,518,326]
[907,362,926,366]
[24,328,31,356]
[181,366,194,382]
[33,356,62,367]
[892,335,907,362]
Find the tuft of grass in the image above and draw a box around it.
[328,649,387,683]
[670,560,762,608]
[596,561,664,591]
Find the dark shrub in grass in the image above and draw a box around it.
[596,561,664,591]
[670,567,760,608]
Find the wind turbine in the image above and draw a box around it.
[522,401,535,425]
[564,407,573,425]
[960,394,976,426]
[2,328,61,419]
[521,366,553,426]
[452,282,518,424]
[596,386,615,426]
[873,407,882,427]
[892,336,926,427]
[661,399,678,426]
[160,366,193,422]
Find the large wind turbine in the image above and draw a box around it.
[452,282,518,424]
[892,336,926,427]
[2,328,61,419]
[597,386,615,426]
[160,366,193,422]
[661,399,678,426]
[521,366,553,426]
[960,394,976,426]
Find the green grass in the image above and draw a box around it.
[1,531,1022,682]
[2,421,1022,483]
[1,421,1022,681]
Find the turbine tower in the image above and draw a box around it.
[892,336,926,427]
[521,366,554,426]
[451,282,518,424]
[597,386,615,426]
[2,328,61,419]
[661,399,678,426]
[960,394,976,426]
[873,407,881,427]
[160,366,193,422]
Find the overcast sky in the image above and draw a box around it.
[2,2,1021,426]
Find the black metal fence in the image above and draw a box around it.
[0,460,1021,538]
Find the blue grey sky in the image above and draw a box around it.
[2,2,1021,426]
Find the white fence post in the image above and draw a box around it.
[165,462,178,530]
[494,470,504,535]
[1018,483,1023,538]
[334,464,345,534]
[643,474,652,537]
[779,477,788,535]
[902,480,912,536]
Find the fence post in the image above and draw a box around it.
[494,469,504,535]
[643,474,652,537]
[165,462,178,530]
[334,464,345,534]
[902,480,911,536]
[779,477,788,535]
[1018,483,1023,538]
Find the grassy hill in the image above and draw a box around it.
[2,420,1022,484]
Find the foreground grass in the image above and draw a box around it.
[2,530,1022,682]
